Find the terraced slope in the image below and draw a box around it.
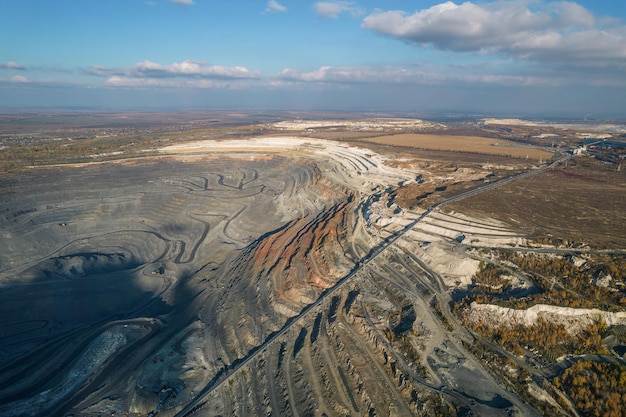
[0,138,543,417]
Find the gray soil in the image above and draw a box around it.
[0,150,540,417]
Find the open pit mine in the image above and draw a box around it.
[1,130,623,417]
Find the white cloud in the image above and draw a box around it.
[314,1,364,19]
[10,75,29,83]
[132,60,260,79]
[7,61,25,70]
[94,60,262,88]
[87,60,261,81]
[550,2,595,27]
[1,61,26,70]
[145,1,156,6]
[172,0,193,6]
[276,65,550,86]
[265,0,286,14]
[104,76,244,89]
[362,1,626,70]
[106,75,214,88]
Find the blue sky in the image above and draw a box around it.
[1,0,626,115]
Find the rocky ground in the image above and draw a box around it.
[1,126,624,417]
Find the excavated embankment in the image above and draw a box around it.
[206,185,359,363]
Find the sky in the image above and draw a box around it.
[1,0,626,116]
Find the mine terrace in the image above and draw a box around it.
[1,112,625,417]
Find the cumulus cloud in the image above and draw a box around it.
[314,1,364,19]
[265,0,286,13]
[172,0,193,6]
[86,60,261,88]
[0,61,26,70]
[362,1,626,69]
[86,60,261,81]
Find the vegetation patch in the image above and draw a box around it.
[554,361,626,417]
[466,318,608,359]
[457,251,626,311]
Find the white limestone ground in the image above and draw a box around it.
[394,209,530,288]
[483,118,626,134]
[467,303,626,335]
[483,119,546,127]
[161,136,420,194]
[268,118,445,131]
